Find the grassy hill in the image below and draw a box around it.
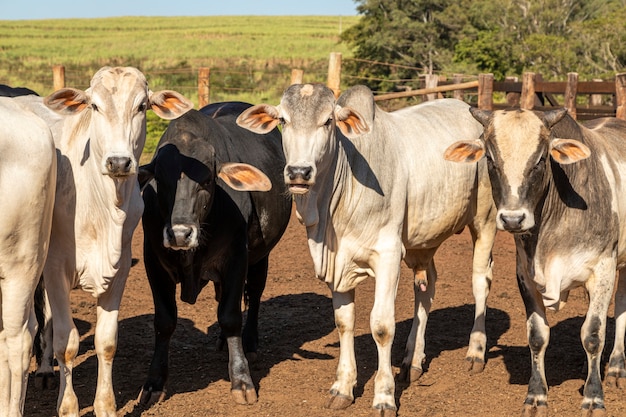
[0,15,358,151]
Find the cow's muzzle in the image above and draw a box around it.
[285,165,313,194]
[496,209,534,233]
[164,224,199,250]
[106,156,134,177]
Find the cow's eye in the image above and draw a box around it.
[138,103,147,113]
[324,117,333,127]
[91,103,99,112]
[278,117,286,126]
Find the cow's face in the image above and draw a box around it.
[139,117,272,250]
[147,141,215,250]
[444,108,590,233]
[44,66,193,180]
[236,84,369,194]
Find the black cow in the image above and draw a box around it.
[137,102,292,406]
[0,84,38,97]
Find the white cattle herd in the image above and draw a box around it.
[0,67,625,417]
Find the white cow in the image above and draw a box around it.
[0,97,56,417]
[237,84,496,415]
[15,67,193,417]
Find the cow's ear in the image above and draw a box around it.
[218,162,272,192]
[335,105,370,138]
[44,88,90,115]
[138,163,155,190]
[550,138,591,164]
[469,107,492,126]
[444,140,485,163]
[149,90,194,120]
[236,104,281,134]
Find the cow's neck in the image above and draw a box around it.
[295,138,351,282]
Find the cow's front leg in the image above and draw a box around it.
[219,258,256,405]
[370,263,400,417]
[326,289,356,410]
[606,270,626,389]
[242,257,268,363]
[518,274,550,417]
[93,271,127,417]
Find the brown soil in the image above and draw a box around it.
[25,208,626,417]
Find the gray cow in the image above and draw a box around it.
[237,84,496,415]
[445,107,626,417]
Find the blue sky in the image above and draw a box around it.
[3,0,358,20]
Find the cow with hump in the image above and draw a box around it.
[137,101,291,406]
[237,84,497,415]
[445,107,626,416]
[12,67,193,417]
[0,97,56,417]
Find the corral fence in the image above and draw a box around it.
[50,52,626,121]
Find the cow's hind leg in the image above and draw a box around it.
[0,276,38,417]
[465,219,495,374]
[399,250,437,383]
[579,262,615,417]
[242,256,268,363]
[606,270,626,389]
[139,249,177,406]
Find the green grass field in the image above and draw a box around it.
[0,15,358,152]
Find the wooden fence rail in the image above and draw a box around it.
[49,53,626,121]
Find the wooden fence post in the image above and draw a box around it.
[52,65,65,91]
[198,67,210,109]
[424,74,439,101]
[589,79,603,106]
[478,73,494,110]
[616,73,626,120]
[291,69,303,85]
[505,76,520,107]
[327,52,342,97]
[521,72,536,110]
[564,72,578,120]
[452,74,464,101]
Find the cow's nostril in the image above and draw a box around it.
[106,156,132,174]
[286,165,312,181]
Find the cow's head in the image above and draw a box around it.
[236,83,370,194]
[444,107,590,233]
[44,66,193,179]
[139,112,271,250]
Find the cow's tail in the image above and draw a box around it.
[32,275,56,388]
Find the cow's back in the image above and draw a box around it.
[339,96,486,249]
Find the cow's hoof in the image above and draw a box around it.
[605,372,626,389]
[231,386,257,405]
[466,357,485,375]
[522,404,548,417]
[397,365,422,383]
[373,404,397,417]
[33,372,57,390]
[137,387,166,406]
[325,390,353,410]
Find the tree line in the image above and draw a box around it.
[340,0,626,91]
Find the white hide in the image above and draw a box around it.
[0,97,56,417]
[14,67,192,417]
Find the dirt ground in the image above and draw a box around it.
[24,207,626,417]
